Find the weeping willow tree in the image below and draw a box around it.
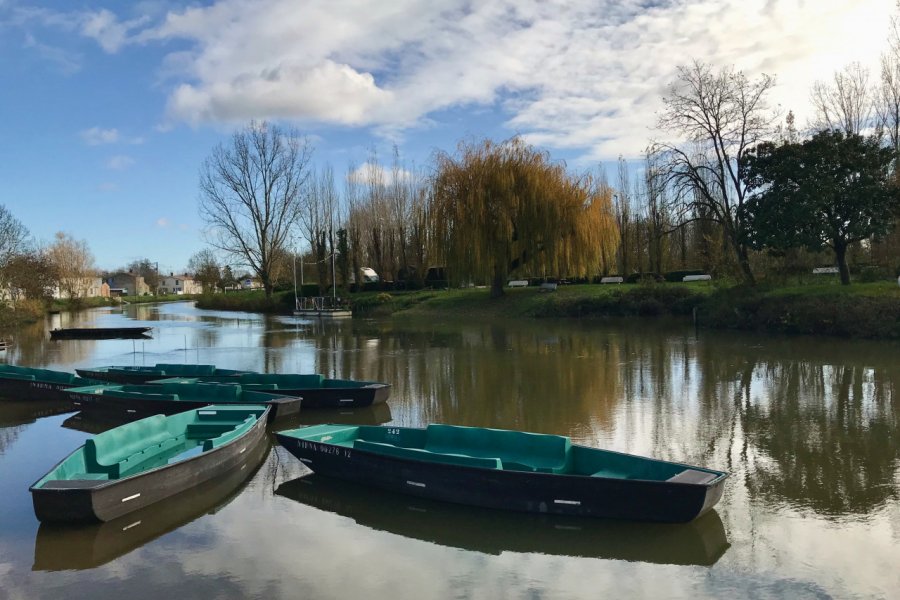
[431,138,618,298]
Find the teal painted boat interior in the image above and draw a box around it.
[33,405,267,486]
[0,364,97,386]
[152,374,381,391]
[86,363,248,377]
[281,424,727,482]
[66,381,282,404]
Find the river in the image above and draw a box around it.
[0,301,897,599]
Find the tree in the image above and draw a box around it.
[221,265,237,290]
[199,121,313,298]
[810,62,873,136]
[431,137,617,298]
[47,232,95,299]
[4,248,57,304]
[187,249,222,293]
[742,131,900,284]
[127,258,160,292]
[653,61,777,285]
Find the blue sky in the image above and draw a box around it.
[0,0,892,272]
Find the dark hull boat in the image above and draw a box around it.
[76,363,249,384]
[33,437,270,570]
[276,424,728,523]
[0,364,100,403]
[50,327,152,340]
[65,381,301,421]
[156,373,391,408]
[276,475,730,565]
[31,404,270,523]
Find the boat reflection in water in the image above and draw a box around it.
[32,438,270,571]
[0,399,74,429]
[275,475,730,566]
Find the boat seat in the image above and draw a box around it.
[666,469,718,485]
[355,440,503,470]
[186,421,240,438]
[203,416,256,450]
[84,415,171,477]
[239,373,324,388]
[157,364,217,376]
[589,468,629,479]
[424,424,571,473]
[112,390,181,402]
[118,434,186,477]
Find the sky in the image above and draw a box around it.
[0,0,894,273]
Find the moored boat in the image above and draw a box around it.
[75,363,250,384]
[50,327,153,340]
[276,424,728,523]
[33,436,270,570]
[0,364,101,403]
[30,404,269,522]
[64,381,301,421]
[154,373,391,408]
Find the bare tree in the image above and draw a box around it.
[653,61,777,285]
[0,205,28,269]
[187,248,222,293]
[810,62,873,136]
[46,232,95,299]
[199,121,312,298]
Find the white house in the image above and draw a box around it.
[159,274,203,295]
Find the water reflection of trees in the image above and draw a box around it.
[743,362,898,516]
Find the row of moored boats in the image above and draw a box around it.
[1,362,727,525]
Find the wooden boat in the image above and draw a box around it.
[0,364,100,403]
[30,404,269,522]
[154,373,391,408]
[276,475,730,565]
[75,363,250,384]
[276,424,728,523]
[64,381,301,421]
[33,437,270,570]
[50,327,153,340]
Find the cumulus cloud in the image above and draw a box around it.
[75,1,898,158]
[347,162,415,186]
[106,154,135,170]
[80,127,119,145]
[156,217,170,227]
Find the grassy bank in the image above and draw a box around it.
[186,279,900,339]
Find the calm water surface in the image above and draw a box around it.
[0,302,898,599]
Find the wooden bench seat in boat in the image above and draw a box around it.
[666,469,718,485]
[424,424,571,473]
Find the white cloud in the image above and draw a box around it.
[106,155,135,170]
[156,217,171,227]
[80,8,149,53]
[22,32,81,74]
[80,127,119,145]
[347,162,415,186]
[80,1,899,159]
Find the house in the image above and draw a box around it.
[53,277,109,299]
[159,274,203,295]
[107,272,150,296]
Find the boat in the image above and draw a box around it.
[0,364,101,403]
[276,424,728,523]
[154,373,391,408]
[64,381,302,421]
[50,327,153,340]
[75,363,250,384]
[33,436,270,570]
[30,404,270,522]
[293,296,352,319]
[275,475,730,565]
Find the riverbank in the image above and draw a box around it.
[193,281,900,339]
